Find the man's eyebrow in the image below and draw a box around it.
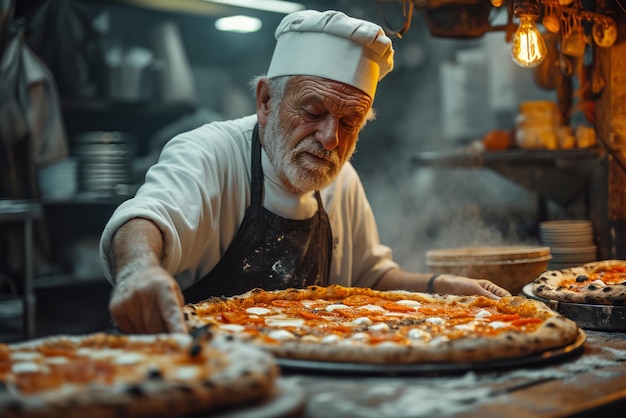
[302,95,325,107]
[344,106,368,119]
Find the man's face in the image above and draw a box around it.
[262,76,373,193]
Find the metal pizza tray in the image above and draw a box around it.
[275,330,586,376]
[522,283,626,331]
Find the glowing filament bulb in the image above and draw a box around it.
[511,14,547,68]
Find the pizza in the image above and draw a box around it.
[0,331,278,418]
[183,285,581,364]
[533,259,626,305]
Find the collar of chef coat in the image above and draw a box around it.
[259,144,320,220]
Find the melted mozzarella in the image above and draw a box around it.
[301,335,321,342]
[169,334,193,347]
[300,299,328,308]
[131,334,179,344]
[246,306,272,315]
[219,324,246,332]
[113,352,145,365]
[268,329,296,341]
[454,323,475,331]
[45,356,69,365]
[368,323,390,332]
[384,312,408,318]
[12,362,43,374]
[589,279,606,287]
[475,309,492,319]
[425,317,445,326]
[300,300,315,308]
[76,348,95,356]
[377,341,399,348]
[359,304,385,312]
[352,317,373,326]
[430,335,450,345]
[81,348,123,359]
[265,317,305,328]
[396,300,421,308]
[488,321,507,329]
[407,328,430,340]
[173,366,199,380]
[321,334,341,343]
[351,332,370,341]
[301,299,325,308]
[11,352,41,361]
[325,304,349,312]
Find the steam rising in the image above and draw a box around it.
[363,165,538,272]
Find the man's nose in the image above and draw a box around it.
[316,117,340,150]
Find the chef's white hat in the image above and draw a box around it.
[267,9,394,99]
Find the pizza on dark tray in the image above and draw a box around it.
[532,259,626,305]
[184,285,581,364]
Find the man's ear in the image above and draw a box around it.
[256,78,271,126]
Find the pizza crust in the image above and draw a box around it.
[0,333,279,418]
[259,314,578,364]
[184,285,581,364]
[533,260,626,305]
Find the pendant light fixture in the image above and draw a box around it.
[510,0,547,68]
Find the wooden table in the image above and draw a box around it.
[281,330,626,417]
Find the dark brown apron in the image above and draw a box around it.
[183,124,332,302]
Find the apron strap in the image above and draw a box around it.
[250,124,263,207]
[314,189,333,285]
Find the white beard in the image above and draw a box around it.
[262,109,354,193]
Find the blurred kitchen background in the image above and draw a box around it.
[1,0,624,341]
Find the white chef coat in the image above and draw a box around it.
[99,114,398,290]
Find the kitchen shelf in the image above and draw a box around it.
[34,274,108,290]
[61,98,197,133]
[42,192,130,206]
[61,98,197,156]
[61,98,196,115]
[412,147,605,208]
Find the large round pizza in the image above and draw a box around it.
[183,285,581,364]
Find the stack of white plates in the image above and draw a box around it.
[540,220,596,269]
[73,132,132,194]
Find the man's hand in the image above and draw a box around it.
[107,218,187,334]
[109,265,188,334]
[375,268,511,299]
[432,274,511,299]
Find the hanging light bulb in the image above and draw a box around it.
[511,14,547,67]
[490,0,504,7]
[510,0,547,68]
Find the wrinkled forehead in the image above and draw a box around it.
[286,76,373,115]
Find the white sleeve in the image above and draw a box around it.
[99,119,252,289]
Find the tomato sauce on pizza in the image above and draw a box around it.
[184,285,581,364]
[0,332,278,418]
